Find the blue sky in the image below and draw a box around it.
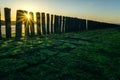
[0,0,120,24]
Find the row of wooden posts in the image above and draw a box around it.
[0,8,119,39]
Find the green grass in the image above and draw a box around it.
[0,28,120,80]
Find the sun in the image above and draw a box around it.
[24,13,31,20]
[26,14,31,19]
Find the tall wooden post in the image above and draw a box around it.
[24,11,29,37]
[79,19,86,30]
[62,16,66,32]
[47,13,50,34]
[16,10,23,38]
[36,12,41,35]
[57,15,60,33]
[54,15,59,34]
[86,20,88,30]
[74,18,79,32]
[59,16,62,33]
[65,17,69,33]
[0,9,1,39]
[4,8,11,38]
[29,12,35,36]
[51,15,54,34]
[42,13,46,34]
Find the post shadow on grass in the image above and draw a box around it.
[4,8,11,38]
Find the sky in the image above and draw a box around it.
[0,0,120,24]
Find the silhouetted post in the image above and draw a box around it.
[87,20,98,30]
[62,16,66,32]
[86,20,88,30]
[24,11,29,37]
[69,17,73,32]
[4,8,11,38]
[16,10,23,38]
[65,17,69,33]
[79,19,86,30]
[47,13,50,34]
[51,15,54,34]
[0,9,1,39]
[59,16,62,33]
[74,18,80,32]
[57,15,59,33]
[36,12,41,35]
[54,15,59,34]
[29,12,35,36]
[42,13,46,34]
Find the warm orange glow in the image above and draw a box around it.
[24,13,31,20]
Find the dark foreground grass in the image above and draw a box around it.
[0,28,120,80]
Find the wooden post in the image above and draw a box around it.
[74,18,79,32]
[65,17,69,33]
[69,17,73,32]
[16,10,23,38]
[59,16,62,33]
[79,19,86,30]
[24,11,29,37]
[0,9,1,39]
[62,16,66,32]
[51,15,54,34]
[56,16,60,33]
[54,15,59,34]
[42,13,46,34]
[36,12,41,35]
[47,13,50,34]
[86,20,88,30]
[4,8,11,38]
[29,12,35,36]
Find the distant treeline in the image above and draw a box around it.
[1,20,16,25]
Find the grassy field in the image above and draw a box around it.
[0,28,120,80]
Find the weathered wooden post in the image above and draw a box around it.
[56,15,59,33]
[58,16,62,33]
[74,18,80,32]
[4,8,11,38]
[54,15,59,34]
[51,15,54,34]
[16,10,23,38]
[42,13,46,34]
[36,12,41,35]
[47,13,50,34]
[69,17,73,32]
[86,20,88,30]
[79,19,86,30]
[65,17,69,33]
[24,11,29,37]
[72,18,76,32]
[62,16,66,32]
[0,9,1,39]
[29,12,35,36]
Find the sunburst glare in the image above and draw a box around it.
[25,13,31,20]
